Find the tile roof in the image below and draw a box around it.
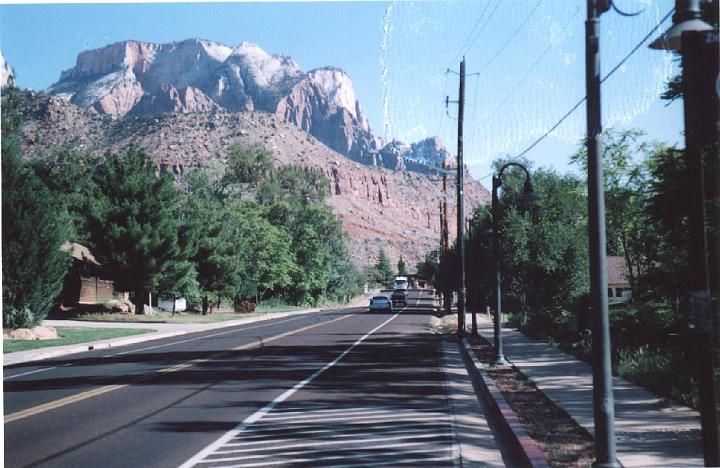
[607,255,629,286]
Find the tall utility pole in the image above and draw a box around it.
[456,58,466,337]
[442,162,451,317]
[585,1,619,467]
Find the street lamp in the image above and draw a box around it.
[648,0,712,51]
[649,2,718,465]
[491,162,539,366]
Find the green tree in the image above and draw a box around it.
[257,165,329,205]
[457,158,589,331]
[87,147,184,315]
[638,146,690,310]
[2,85,72,328]
[180,169,243,314]
[374,249,394,286]
[571,129,656,297]
[31,147,102,246]
[276,203,338,304]
[415,250,440,284]
[397,256,407,277]
[228,200,295,302]
[217,142,274,198]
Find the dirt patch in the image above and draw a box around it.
[468,335,594,467]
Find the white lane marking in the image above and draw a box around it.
[216,433,451,455]
[3,363,73,380]
[317,455,456,468]
[227,423,449,443]
[198,448,453,467]
[3,315,310,381]
[250,411,445,425]
[224,427,449,447]
[259,406,388,418]
[179,309,404,468]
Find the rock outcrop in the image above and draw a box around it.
[46,39,456,174]
[1,50,14,88]
[47,39,383,161]
[276,67,377,159]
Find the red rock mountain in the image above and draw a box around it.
[13,39,492,267]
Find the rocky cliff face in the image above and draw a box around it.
[47,39,383,161]
[46,39,455,173]
[276,67,377,158]
[1,51,13,88]
[18,93,490,268]
[378,137,454,173]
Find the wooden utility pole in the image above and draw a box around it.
[442,162,451,317]
[456,58,466,336]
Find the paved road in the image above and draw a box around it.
[4,291,510,467]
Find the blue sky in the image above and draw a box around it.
[0,1,683,188]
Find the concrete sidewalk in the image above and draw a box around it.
[473,315,703,467]
[4,296,371,367]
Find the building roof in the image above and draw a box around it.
[60,241,100,266]
[607,256,629,286]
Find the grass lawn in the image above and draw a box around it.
[3,327,155,353]
[69,304,310,324]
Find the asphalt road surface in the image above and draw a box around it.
[4,290,511,467]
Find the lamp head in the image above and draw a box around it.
[649,0,713,51]
[520,180,540,203]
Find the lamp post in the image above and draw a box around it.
[649,2,718,465]
[585,2,624,466]
[491,162,539,366]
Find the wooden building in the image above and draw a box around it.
[59,242,118,306]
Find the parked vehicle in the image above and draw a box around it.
[391,290,407,307]
[369,296,392,313]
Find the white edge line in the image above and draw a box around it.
[178,308,405,468]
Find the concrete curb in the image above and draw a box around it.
[460,337,549,468]
[4,302,367,367]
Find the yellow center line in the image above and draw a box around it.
[5,314,351,424]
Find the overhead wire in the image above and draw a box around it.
[464,0,504,57]
[447,0,494,70]
[477,4,581,129]
[470,0,544,122]
[476,5,675,182]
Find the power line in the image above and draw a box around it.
[477,6,675,182]
[447,0,494,69]
[470,0,544,122]
[474,0,544,77]
[477,4,581,128]
[464,0,504,57]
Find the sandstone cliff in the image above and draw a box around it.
[47,39,382,162]
[46,39,458,174]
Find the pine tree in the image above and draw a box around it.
[87,146,184,315]
[2,86,72,328]
[375,249,394,286]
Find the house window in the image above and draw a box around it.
[608,288,613,298]
[616,288,624,298]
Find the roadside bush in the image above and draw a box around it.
[616,345,698,409]
[3,306,34,330]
